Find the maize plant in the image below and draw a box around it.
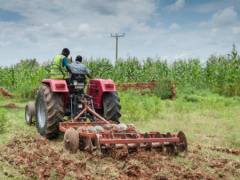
[0,46,240,97]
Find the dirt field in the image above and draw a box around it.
[0,87,18,108]
[1,86,240,179]
[0,87,14,98]
[0,135,239,180]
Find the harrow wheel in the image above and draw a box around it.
[176,131,187,152]
[64,128,79,153]
[25,102,35,126]
[166,132,175,155]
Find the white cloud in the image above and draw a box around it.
[0,0,157,66]
[173,53,188,60]
[78,24,90,32]
[0,0,239,67]
[131,23,150,32]
[211,28,219,35]
[0,41,10,47]
[199,7,238,28]
[196,6,239,50]
[167,0,185,11]
[212,7,237,26]
[191,0,240,13]
[169,23,180,30]
[71,47,83,54]
[233,26,240,35]
[191,3,219,13]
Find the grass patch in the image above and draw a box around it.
[119,90,240,149]
[0,109,7,133]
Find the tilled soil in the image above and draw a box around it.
[0,87,14,98]
[4,103,19,108]
[0,135,240,180]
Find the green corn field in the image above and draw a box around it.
[0,46,240,97]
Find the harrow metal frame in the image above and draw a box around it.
[60,98,186,154]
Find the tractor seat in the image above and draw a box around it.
[71,74,86,84]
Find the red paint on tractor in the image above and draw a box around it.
[42,79,69,109]
[42,79,69,92]
[87,78,117,109]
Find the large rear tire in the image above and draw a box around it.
[36,84,64,139]
[102,92,121,123]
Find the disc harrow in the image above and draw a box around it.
[60,98,187,155]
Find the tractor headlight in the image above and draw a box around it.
[73,80,85,89]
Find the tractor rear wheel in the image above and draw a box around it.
[102,92,121,123]
[35,84,64,139]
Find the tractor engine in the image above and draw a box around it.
[64,74,90,120]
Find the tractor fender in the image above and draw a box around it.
[42,79,69,110]
[42,79,69,92]
[87,78,117,109]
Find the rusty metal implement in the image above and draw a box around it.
[60,98,187,154]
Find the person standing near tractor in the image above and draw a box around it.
[68,55,92,84]
[50,48,72,79]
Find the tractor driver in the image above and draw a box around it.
[50,48,72,79]
[68,55,92,84]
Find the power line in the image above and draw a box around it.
[110,33,125,62]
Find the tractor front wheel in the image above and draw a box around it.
[35,84,64,139]
[25,102,35,125]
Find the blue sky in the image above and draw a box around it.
[0,0,240,66]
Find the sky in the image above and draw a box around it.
[0,0,240,66]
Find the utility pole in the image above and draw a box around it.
[111,33,125,62]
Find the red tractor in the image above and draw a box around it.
[25,68,187,154]
[25,74,121,139]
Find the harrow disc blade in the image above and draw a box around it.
[118,124,128,130]
[94,134,108,154]
[176,131,187,152]
[64,128,79,153]
[77,126,87,133]
[86,136,93,154]
[94,126,104,133]
[155,132,164,152]
[166,132,175,155]
[88,126,97,133]
[128,133,140,153]
[144,133,152,151]
[94,134,101,151]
